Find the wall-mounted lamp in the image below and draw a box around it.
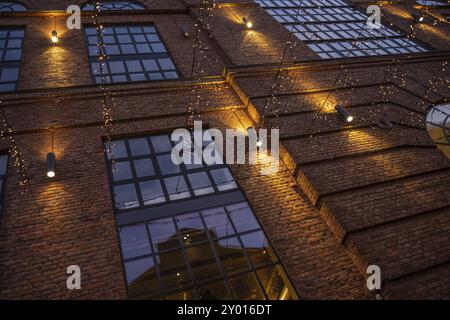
[46,152,56,178]
[412,12,425,23]
[46,130,56,178]
[335,105,354,123]
[242,17,253,29]
[51,30,58,43]
[180,25,190,38]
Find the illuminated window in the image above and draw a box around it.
[426,102,450,159]
[0,154,8,218]
[0,2,26,12]
[84,25,179,84]
[105,133,297,300]
[82,1,145,11]
[255,0,428,59]
[0,28,24,92]
[415,0,448,6]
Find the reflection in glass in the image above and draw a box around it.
[148,218,179,252]
[227,202,260,233]
[229,272,264,300]
[157,154,181,175]
[188,172,214,196]
[201,207,234,238]
[151,135,172,153]
[119,224,151,259]
[198,280,230,300]
[114,183,139,209]
[164,176,191,200]
[126,257,160,298]
[257,265,294,300]
[134,158,155,177]
[158,250,191,291]
[110,140,128,158]
[210,168,237,191]
[139,180,165,205]
[113,161,133,181]
[129,137,151,156]
[215,237,250,276]
[175,212,208,245]
[185,243,221,282]
[241,231,278,267]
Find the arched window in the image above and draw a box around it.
[426,102,450,158]
[0,1,27,11]
[82,1,145,11]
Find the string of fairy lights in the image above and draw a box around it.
[91,1,117,170]
[185,0,218,129]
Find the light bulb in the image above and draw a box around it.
[51,30,58,43]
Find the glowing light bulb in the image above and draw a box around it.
[242,17,253,29]
[51,30,58,43]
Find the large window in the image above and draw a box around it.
[106,133,297,300]
[415,0,448,6]
[0,2,26,12]
[0,154,8,218]
[82,1,145,11]
[255,0,428,59]
[426,102,450,158]
[85,25,179,84]
[0,28,24,92]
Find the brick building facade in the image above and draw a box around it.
[0,0,449,299]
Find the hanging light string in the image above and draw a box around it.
[0,105,29,193]
[91,1,117,169]
[186,0,217,129]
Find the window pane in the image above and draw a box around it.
[215,237,250,275]
[210,168,237,191]
[257,265,295,300]
[148,217,180,252]
[151,135,172,153]
[198,280,231,300]
[114,184,139,209]
[157,250,191,290]
[227,202,260,233]
[113,161,133,181]
[128,137,150,156]
[110,140,128,158]
[228,272,264,300]
[134,158,155,178]
[175,212,208,245]
[164,175,191,200]
[157,154,180,175]
[0,155,7,175]
[201,207,235,238]
[188,172,214,196]
[119,224,152,259]
[241,231,278,267]
[139,180,165,205]
[185,243,221,282]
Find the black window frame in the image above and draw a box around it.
[83,23,180,84]
[0,1,27,12]
[0,26,25,93]
[104,132,299,300]
[255,0,429,59]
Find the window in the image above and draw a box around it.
[255,0,428,59]
[0,28,24,92]
[106,133,297,300]
[426,102,450,158]
[82,1,145,11]
[84,25,179,84]
[415,0,448,6]
[0,154,8,218]
[0,2,26,12]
